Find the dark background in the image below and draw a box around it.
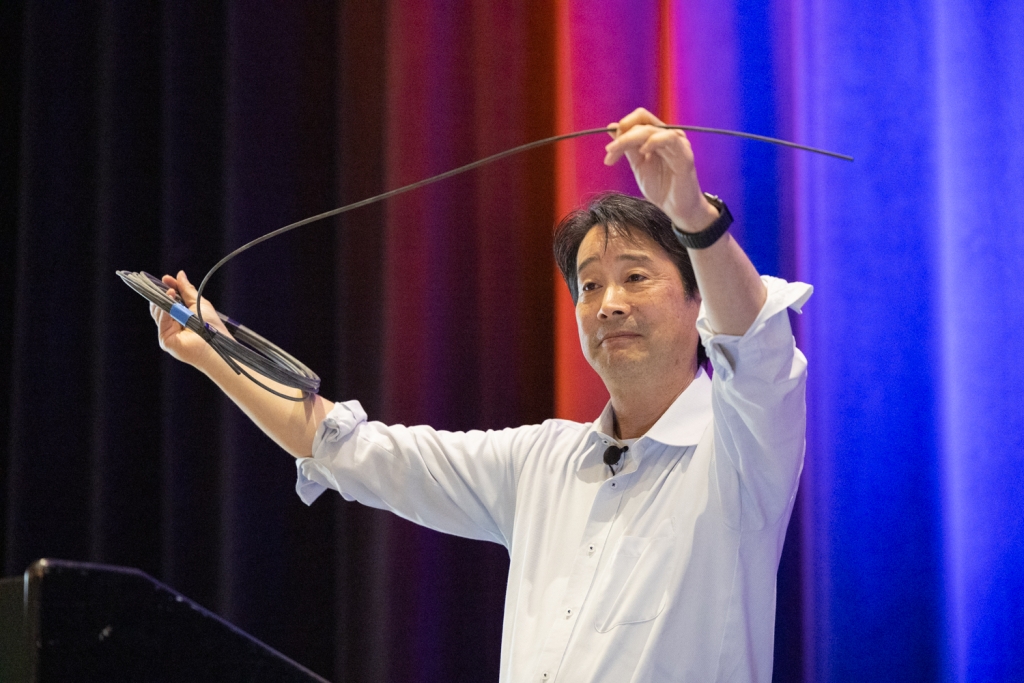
[1,2,556,680]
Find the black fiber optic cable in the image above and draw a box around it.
[193,124,851,325]
[117,270,320,400]
[120,123,852,399]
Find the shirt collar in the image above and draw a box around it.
[588,366,713,450]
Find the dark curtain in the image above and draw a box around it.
[1,1,556,681]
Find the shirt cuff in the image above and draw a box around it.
[294,400,368,505]
[696,275,813,381]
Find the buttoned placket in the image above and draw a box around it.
[533,436,644,682]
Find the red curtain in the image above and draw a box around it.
[373,1,557,680]
[381,0,555,431]
[553,0,662,421]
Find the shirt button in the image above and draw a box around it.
[611,481,617,488]
[588,544,595,553]
[542,673,549,680]
[565,608,572,617]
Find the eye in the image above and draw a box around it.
[626,272,646,283]
[580,281,598,292]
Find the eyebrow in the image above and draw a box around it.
[577,252,654,274]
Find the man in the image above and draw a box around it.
[152,108,811,681]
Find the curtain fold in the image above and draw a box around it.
[4,1,1023,682]
[377,2,555,679]
[158,0,229,612]
[553,0,660,423]
[934,2,1024,680]
[795,0,948,678]
[8,0,104,571]
[2,1,555,680]
[795,0,1024,681]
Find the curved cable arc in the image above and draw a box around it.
[122,124,850,398]
[193,124,852,324]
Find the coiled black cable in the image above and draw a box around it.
[118,270,320,400]
[121,123,851,400]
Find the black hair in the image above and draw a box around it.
[553,191,707,369]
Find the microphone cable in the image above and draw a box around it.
[120,123,852,399]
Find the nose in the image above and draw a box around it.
[598,284,630,319]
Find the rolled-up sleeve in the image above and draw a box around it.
[296,400,529,546]
[697,275,813,530]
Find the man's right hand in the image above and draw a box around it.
[149,270,232,370]
[147,268,333,458]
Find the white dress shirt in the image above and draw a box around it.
[297,275,812,683]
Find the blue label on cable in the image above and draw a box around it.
[169,302,194,326]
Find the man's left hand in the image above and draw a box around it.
[604,107,719,234]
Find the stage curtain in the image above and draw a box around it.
[3,0,342,676]
[552,0,660,422]
[2,1,554,681]
[371,0,556,681]
[556,2,1024,682]
[4,1,1023,682]
[794,0,1024,681]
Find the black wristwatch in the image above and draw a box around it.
[672,193,733,250]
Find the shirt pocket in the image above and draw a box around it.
[593,517,676,632]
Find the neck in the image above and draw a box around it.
[608,359,699,439]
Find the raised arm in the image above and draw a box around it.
[606,109,810,527]
[603,108,767,335]
[150,270,334,458]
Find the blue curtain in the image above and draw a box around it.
[793,0,1024,680]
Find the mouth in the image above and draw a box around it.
[599,331,641,345]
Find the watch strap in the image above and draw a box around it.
[673,193,733,249]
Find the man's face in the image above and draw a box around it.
[575,225,702,388]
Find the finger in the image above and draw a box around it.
[638,129,689,162]
[604,124,659,165]
[607,122,660,150]
[604,138,643,167]
[607,122,620,139]
[175,270,200,307]
[176,271,232,336]
[614,108,655,136]
[161,274,178,289]
[150,301,176,331]
[613,107,664,137]
[150,304,174,342]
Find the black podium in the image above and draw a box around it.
[0,559,329,682]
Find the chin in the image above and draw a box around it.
[595,353,648,379]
